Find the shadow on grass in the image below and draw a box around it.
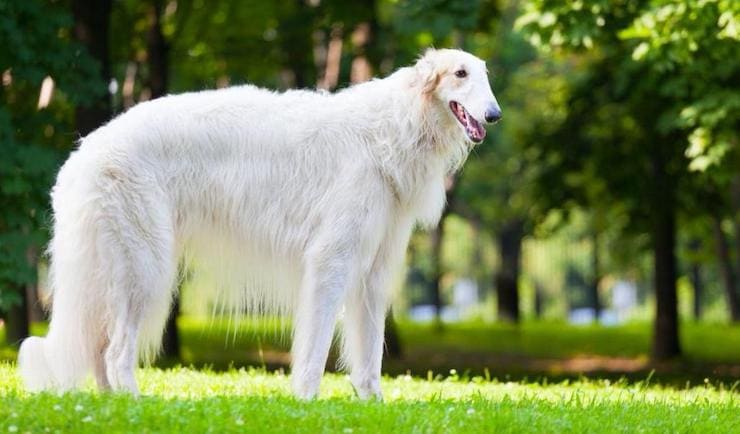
[157,318,740,387]
[3,318,740,387]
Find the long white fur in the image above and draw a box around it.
[17,48,500,399]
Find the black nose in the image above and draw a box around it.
[485,105,502,123]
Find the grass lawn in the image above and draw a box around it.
[1,363,738,433]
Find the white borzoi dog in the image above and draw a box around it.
[18,48,501,399]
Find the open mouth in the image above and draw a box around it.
[450,101,486,143]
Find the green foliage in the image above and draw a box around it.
[109,0,411,94]
[514,1,704,239]
[621,0,740,172]
[512,3,740,332]
[394,0,482,42]
[517,0,740,173]
[0,0,103,311]
[0,1,103,102]
[110,0,288,92]
[1,364,738,433]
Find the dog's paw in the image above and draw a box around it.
[351,377,383,401]
[291,372,321,400]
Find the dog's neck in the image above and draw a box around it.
[369,68,470,226]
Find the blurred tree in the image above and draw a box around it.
[457,1,562,323]
[589,230,602,319]
[687,238,704,319]
[624,0,740,322]
[679,171,735,321]
[72,0,112,135]
[0,0,103,344]
[620,0,739,175]
[383,309,402,359]
[146,0,168,98]
[518,2,681,358]
[494,219,524,321]
[712,215,740,321]
[518,0,739,356]
[429,179,455,326]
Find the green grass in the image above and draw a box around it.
[2,321,739,432]
[1,363,738,433]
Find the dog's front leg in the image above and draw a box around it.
[342,221,413,400]
[290,245,359,399]
[342,278,386,400]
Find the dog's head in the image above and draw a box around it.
[415,48,501,144]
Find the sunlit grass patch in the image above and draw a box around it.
[1,363,737,433]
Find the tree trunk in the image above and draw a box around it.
[72,0,112,136]
[729,176,740,322]
[470,220,487,302]
[5,283,29,346]
[688,239,703,320]
[349,0,379,84]
[652,211,680,359]
[650,152,681,360]
[590,231,601,321]
[429,211,448,327]
[24,283,44,323]
[712,216,740,322]
[383,309,402,359]
[279,0,315,88]
[350,22,373,84]
[495,219,523,323]
[533,282,543,319]
[147,0,168,99]
[429,177,456,326]
[161,296,180,359]
[690,263,703,320]
[25,246,44,323]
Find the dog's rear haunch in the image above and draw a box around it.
[18,49,501,399]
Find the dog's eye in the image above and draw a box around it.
[454,69,467,78]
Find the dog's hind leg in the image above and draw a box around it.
[102,252,175,395]
[98,177,177,395]
[290,239,361,399]
[105,304,142,394]
[102,247,175,395]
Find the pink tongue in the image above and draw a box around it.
[468,118,486,140]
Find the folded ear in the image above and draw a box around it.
[416,50,441,95]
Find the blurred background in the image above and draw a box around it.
[1,0,738,384]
